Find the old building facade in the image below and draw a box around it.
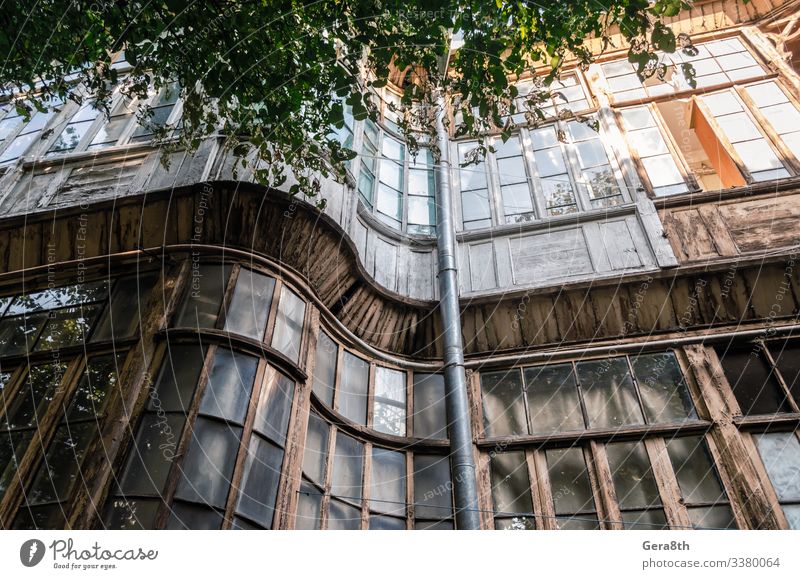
[0,0,799,530]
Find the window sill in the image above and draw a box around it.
[457,202,637,243]
[20,140,161,170]
[651,174,800,210]
[733,413,800,432]
[477,419,712,450]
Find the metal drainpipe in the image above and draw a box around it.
[433,90,482,530]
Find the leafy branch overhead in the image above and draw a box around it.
[0,0,703,198]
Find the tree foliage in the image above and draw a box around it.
[0,0,700,198]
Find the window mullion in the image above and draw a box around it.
[361,441,371,530]
[531,449,558,530]
[518,128,546,218]
[643,437,692,529]
[486,142,503,227]
[587,440,624,530]
[319,425,337,529]
[559,121,592,212]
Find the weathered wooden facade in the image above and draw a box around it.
[0,0,799,530]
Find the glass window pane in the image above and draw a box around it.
[327,498,361,530]
[501,183,534,217]
[703,92,742,116]
[119,414,186,496]
[770,340,800,402]
[408,195,435,227]
[175,264,232,329]
[199,349,258,424]
[166,502,223,530]
[687,505,737,529]
[715,112,762,142]
[556,515,599,530]
[576,358,644,428]
[0,431,34,500]
[533,147,567,177]
[271,286,305,362]
[714,347,789,415]
[746,82,788,108]
[312,332,337,406]
[497,156,526,186]
[490,451,533,517]
[524,364,585,433]
[34,306,100,350]
[782,505,800,530]
[174,418,242,508]
[369,514,406,530]
[24,422,97,506]
[413,455,452,520]
[376,183,402,223]
[253,370,295,447]
[481,369,527,437]
[379,159,403,189]
[415,519,454,530]
[409,168,433,197]
[338,352,369,425]
[605,441,662,510]
[545,447,596,515]
[11,504,65,530]
[92,273,158,341]
[732,140,784,173]
[235,435,284,528]
[412,373,447,440]
[666,436,728,505]
[331,432,363,500]
[755,432,800,502]
[296,481,322,530]
[461,188,491,224]
[370,447,406,516]
[631,353,696,423]
[223,269,274,341]
[103,498,160,530]
[3,363,66,429]
[149,344,206,413]
[621,509,668,530]
[640,155,685,188]
[302,413,329,485]
[373,367,406,436]
[574,139,609,169]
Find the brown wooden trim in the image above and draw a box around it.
[588,441,622,530]
[645,437,693,529]
[319,425,337,529]
[477,420,713,451]
[361,442,372,530]
[277,307,320,529]
[531,449,558,530]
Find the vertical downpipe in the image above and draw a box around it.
[433,91,481,530]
